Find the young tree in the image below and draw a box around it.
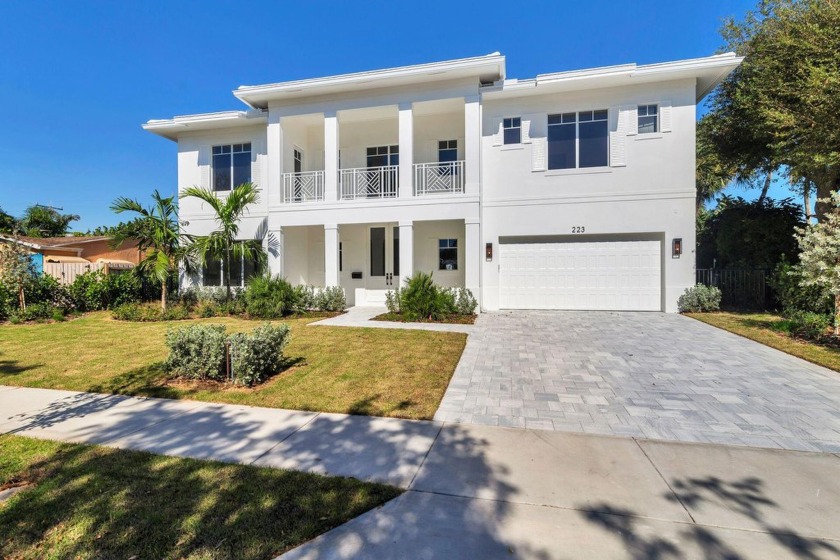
[0,234,35,311]
[110,190,185,310]
[796,191,840,334]
[180,182,266,301]
[20,205,80,237]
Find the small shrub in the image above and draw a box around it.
[112,302,190,322]
[24,274,75,312]
[315,286,346,312]
[228,323,291,386]
[161,305,190,321]
[245,275,295,318]
[678,284,722,313]
[782,310,831,341]
[385,287,401,314]
[112,303,143,321]
[15,302,56,322]
[164,324,228,381]
[292,285,317,313]
[70,270,110,311]
[197,301,218,318]
[452,287,478,315]
[51,308,67,322]
[400,272,454,321]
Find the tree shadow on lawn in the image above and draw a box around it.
[0,439,400,560]
[0,359,44,376]
[580,475,839,559]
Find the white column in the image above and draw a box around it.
[266,228,284,277]
[398,220,413,284]
[267,111,285,206]
[324,224,340,287]
[465,219,481,306]
[398,102,414,198]
[464,95,480,196]
[324,111,339,202]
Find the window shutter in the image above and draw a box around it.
[492,119,503,146]
[624,105,638,136]
[200,146,211,188]
[521,114,533,144]
[660,100,672,132]
[531,137,546,172]
[610,107,628,167]
[250,140,262,189]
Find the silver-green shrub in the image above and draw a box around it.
[677,284,722,313]
[385,287,401,314]
[228,323,291,386]
[453,287,478,315]
[316,286,346,312]
[164,324,227,380]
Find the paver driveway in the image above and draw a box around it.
[435,311,840,452]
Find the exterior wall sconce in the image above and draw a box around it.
[672,238,682,259]
[486,243,493,262]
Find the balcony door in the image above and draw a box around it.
[368,224,400,290]
[293,148,304,201]
[365,145,398,198]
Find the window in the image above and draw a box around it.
[366,145,399,167]
[547,110,608,169]
[503,117,521,144]
[638,104,658,134]
[439,239,458,270]
[339,242,343,272]
[438,140,457,163]
[202,257,222,286]
[212,143,251,191]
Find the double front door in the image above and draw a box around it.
[369,225,400,289]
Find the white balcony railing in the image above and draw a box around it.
[282,171,324,203]
[414,161,465,196]
[339,165,399,200]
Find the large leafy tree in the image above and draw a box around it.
[796,192,840,333]
[180,182,266,301]
[19,205,80,237]
[0,207,17,234]
[0,233,35,311]
[110,191,186,310]
[707,0,840,219]
[696,115,736,210]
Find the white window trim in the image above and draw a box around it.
[502,116,522,145]
[212,142,252,192]
[637,103,660,135]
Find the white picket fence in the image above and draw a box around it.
[44,262,106,285]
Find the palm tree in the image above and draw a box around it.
[110,190,184,310]
[180,182,266,301]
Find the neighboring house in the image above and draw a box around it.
[0,235,141,284]
[144,52,741,312]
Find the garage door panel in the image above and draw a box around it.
[499,240,661,311]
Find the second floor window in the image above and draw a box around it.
[366,145,399,167]
[438,140,457,163]
[212,143,251,191]
[638,104,659,134]
[547,110,608,170]
[503,117,521,144]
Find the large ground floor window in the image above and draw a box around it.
[201,242,262,287]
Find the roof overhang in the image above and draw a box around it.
[481,53,743,103]
[233,53,506,109]
[143,109,268,141]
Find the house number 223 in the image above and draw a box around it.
[571,226,585,233]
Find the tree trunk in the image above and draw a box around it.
[18,285,25,311]
[803,181,813,223]
[161,278,167,311]
[835,293,840,337]
[757,171,772,204]
[224,249,231,302]
[815,172,840,221]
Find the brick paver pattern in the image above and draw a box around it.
[435,311,840,452]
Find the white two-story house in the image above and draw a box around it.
[144,52,741,312]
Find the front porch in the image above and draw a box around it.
[278,219,480,307]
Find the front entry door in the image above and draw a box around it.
[368,225,400,290]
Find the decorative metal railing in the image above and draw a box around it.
[339,165,398,200]
[414,161,465,196]
[282,171,325,203]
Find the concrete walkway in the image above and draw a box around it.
[1,386,839,559]
[309,305,475,333]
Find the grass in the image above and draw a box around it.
[371,312,477,325]
[687,311,840,372]
[0,312,467,420]
[0,434,401,559]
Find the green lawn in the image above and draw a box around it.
[687,311,840,372]
[0,434,401,559]
[0,312,466,420]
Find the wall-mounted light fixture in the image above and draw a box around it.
[486,243,493,262]
[672,238,682,259]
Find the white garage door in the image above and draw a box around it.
[499,240,661,311]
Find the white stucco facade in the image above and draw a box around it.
[144,52,741,312]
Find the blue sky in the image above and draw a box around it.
[0,0,782,232]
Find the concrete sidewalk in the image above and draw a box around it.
[1,386,838,559]
[309,305,475,333]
